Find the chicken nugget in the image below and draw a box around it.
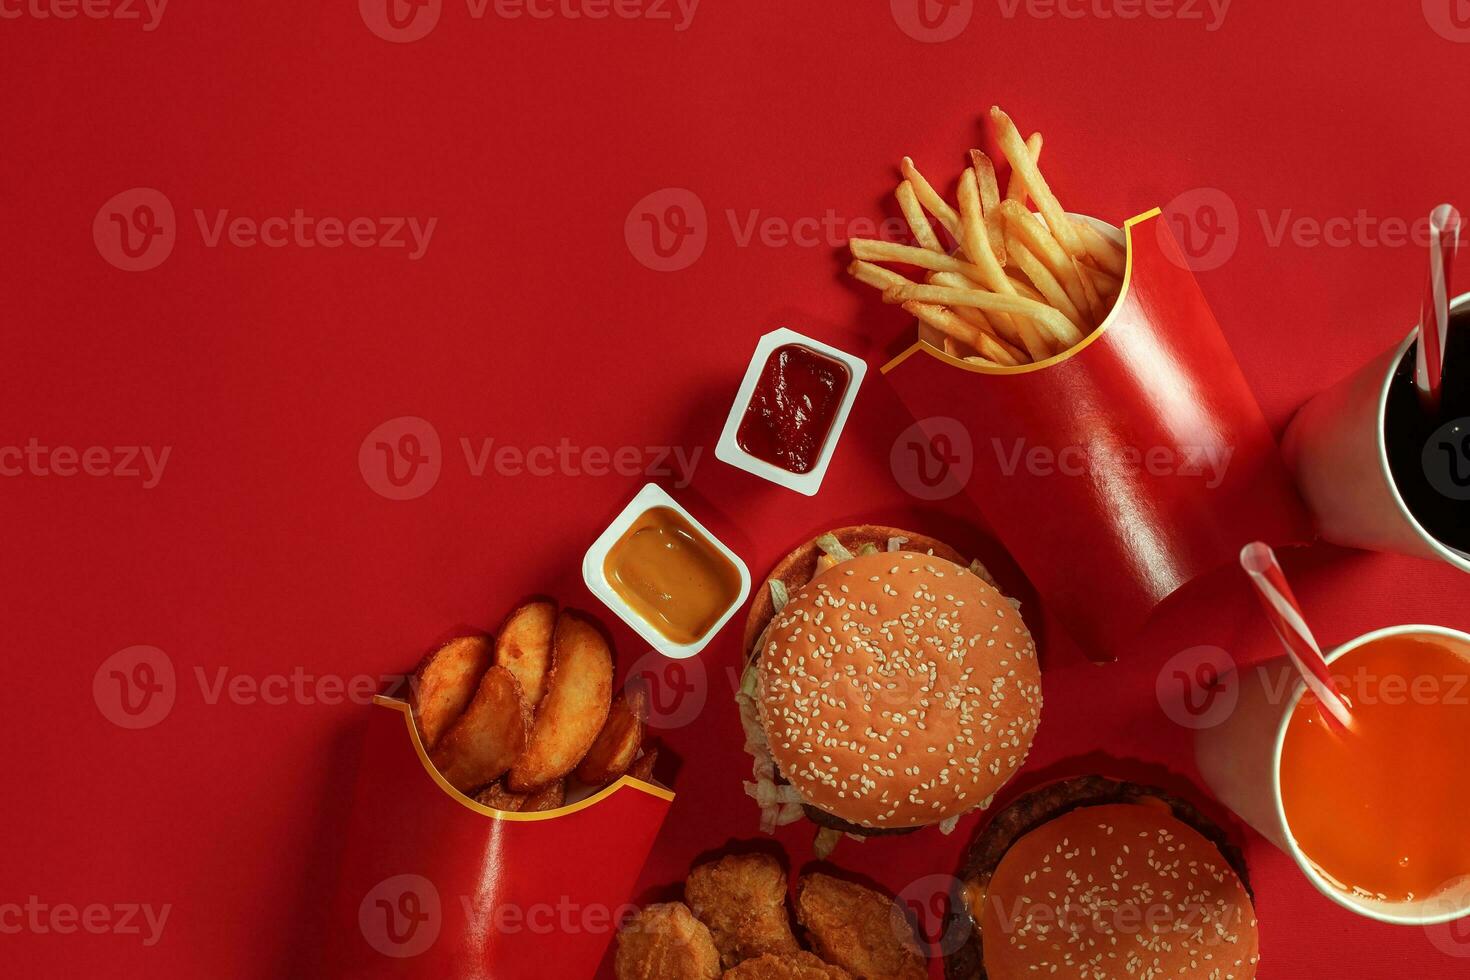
[685,853,800,968]
[723,951,853,979]
[795,874,926,980]
[615,903,721,980]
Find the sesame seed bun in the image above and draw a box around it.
[742,525,967,658]
[753,547,1042,831]
[947,776,1259,980]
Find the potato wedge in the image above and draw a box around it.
[522,780,565,812]
[429,665,531,794]
[411,635,493,752]
[575,685,647,785]
[507,610,613,792]
[494,599,556,708]
[626,744,660,785]
[477,779,565,812]
[475,780,528,812]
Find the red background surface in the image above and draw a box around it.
[3,2,1469,976]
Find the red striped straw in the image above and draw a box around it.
[1239,542,1354,730]
[1415,203,1461,413]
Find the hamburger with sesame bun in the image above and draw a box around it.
[736,525,1043,856]
[947,775,1260,980]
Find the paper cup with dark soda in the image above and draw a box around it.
[1282,292,1470,570]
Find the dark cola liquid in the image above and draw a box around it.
[1384,308,1470,554]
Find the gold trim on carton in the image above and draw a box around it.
[880,207,1159,377]
[373,695,676,821]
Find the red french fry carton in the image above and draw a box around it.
[883,208,1310,662]
[318,696,673,978]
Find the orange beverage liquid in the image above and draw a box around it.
[1279,632,1470,902]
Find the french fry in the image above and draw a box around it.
[575,685,647,785]
[990,107,1086,259]
[1072,218,1127,277]
[1084,262,1122,300]
[1072,253,1108,324]
[851,110,1117,365]
[847,259,913,292]
[998,200,1092,326]
[964,355,1001,366]
[895,298,980,346]
[895,181,942,253]
[1005,274,1046,303]
[899,157,959,236]
[849,238,986,282]
[494,599,556,709]
[974,333,1025,367]
[969,149,1005,266]
[893,301,1023,365]
[928,271,1025,348]
[956,169,1051,361]
[858,261,1011,345]
[412,635,493,752]
[1005,132,1043,205]
[507,610,614,792]
[902,301,1023,367]
[1005,231,1086,333]
[889,283,1078,353]
[430,665,531,794]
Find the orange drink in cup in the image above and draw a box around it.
[1280,629,1470,908]
[1198,624,1470,925]
[1198,544,1470,924]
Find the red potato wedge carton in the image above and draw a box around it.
[883,208,1310,662]
[317,696,673,978]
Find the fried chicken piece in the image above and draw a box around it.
[614,903,721,980]
[794,874,926,980]
[723,951,853,979]
[685,853,801,968]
